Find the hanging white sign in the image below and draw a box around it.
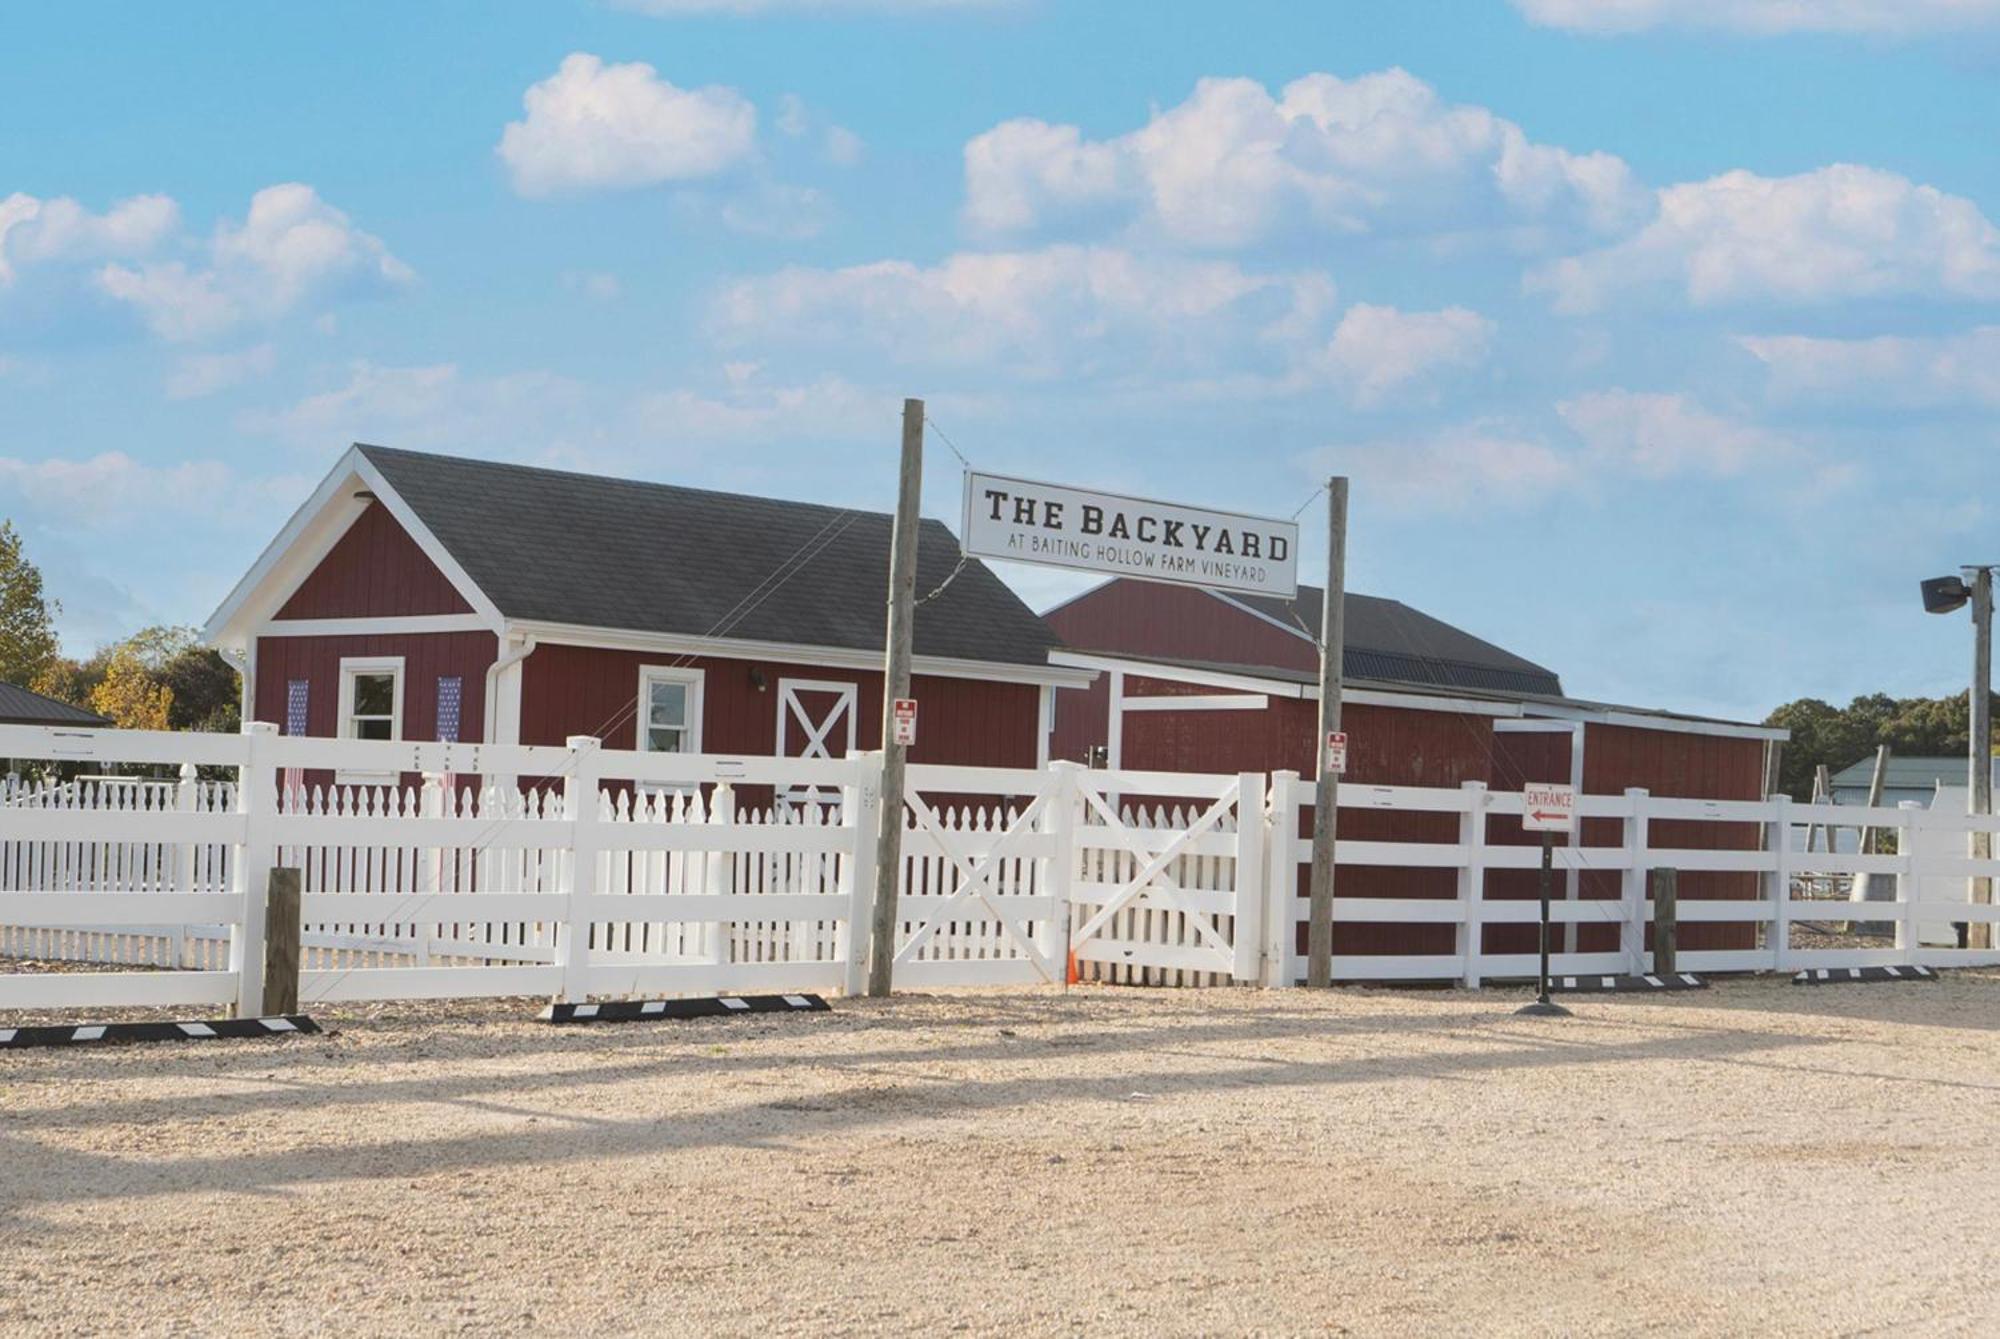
[961,471,1299,599]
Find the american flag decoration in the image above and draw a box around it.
[436,677,463,744]
[282,679,309,809]
[436,676,463,808]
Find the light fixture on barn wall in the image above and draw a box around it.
[749,666,768,692]
[353,490,376,502]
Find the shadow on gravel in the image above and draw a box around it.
[0,994,1830,1219]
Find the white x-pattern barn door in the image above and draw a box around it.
[777,679,857,806]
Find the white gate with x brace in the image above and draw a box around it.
[888,762,1077,986]
[1068,769,1268,982]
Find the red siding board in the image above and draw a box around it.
[275,503,472,620]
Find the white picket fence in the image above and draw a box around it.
[4,723,2000,1016]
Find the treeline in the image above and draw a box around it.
[2,520,239,731]
[1764,692,1996,802]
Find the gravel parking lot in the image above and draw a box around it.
[4,974,1998,1336]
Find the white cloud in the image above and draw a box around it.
[1556,389,1790,477]
[709,244,1338,378]
[1514,0,2000,34]
[1320,304,1494,405]
[0,192,178,284]
[562,270,623,301]
[241,361,589,452]
[824,124,865,167]
[0,451,304,532]
[97,184,412,341]
[1739,326,2000,408]
[1530,165,2000,312]
[243,359,885,468]
[165,344,277,400]
[1315,390,1836,513]
[632,371,884,441]
[497,53,758,197]
[962,70,1648,249]
[1310,427,1572,512]
[718,182,833,239]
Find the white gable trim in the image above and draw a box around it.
[202,446,504,650]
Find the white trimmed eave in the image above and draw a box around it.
[1045,649,1788,740]
[510,619,1097,690]
[202,445,505,650]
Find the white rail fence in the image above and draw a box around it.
[3,724,1999,1015]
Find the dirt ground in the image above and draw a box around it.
[3,975,1999,1338]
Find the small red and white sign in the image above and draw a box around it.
[1325,731,1349,777]
[1522,783,1576,834]
[891,697,919,747]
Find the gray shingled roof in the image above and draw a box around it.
[1224,587,1564,697]
[0,681,109,727]
[359,445,1061,667]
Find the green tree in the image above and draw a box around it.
[0,521,59,689]
[1765,691,2000,801]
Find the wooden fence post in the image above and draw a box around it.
[262,867,302,1016]
[1652,867,1678,978]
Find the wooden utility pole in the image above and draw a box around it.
[1971,567,1994,949]
[1306,477,1349,989]
[867,398,924,997]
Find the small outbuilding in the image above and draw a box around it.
[0,681,109,728]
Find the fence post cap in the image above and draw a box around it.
[243,721,279,737]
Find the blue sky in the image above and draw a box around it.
[4,0,2000,722]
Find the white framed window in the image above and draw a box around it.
[636,665,705,756]
[337,656,404,785]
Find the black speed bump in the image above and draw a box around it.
[541,994,831,1024]
[0,1016,320,1050]
[1792,965,1938,986]
[1552,973,1708,994]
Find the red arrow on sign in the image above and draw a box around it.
[1529,809,1568,823]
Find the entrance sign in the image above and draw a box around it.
[962,471,1299,599]
[891,698,919,747]
[1522,784,1576,834]
[1325,732,1348,776]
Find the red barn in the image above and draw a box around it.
[1045,579,1784,960]
[203,445,1088,783]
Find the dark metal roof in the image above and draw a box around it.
[1222,587,1564,697]
[0,681,110,727]
[358,445,1061,667]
